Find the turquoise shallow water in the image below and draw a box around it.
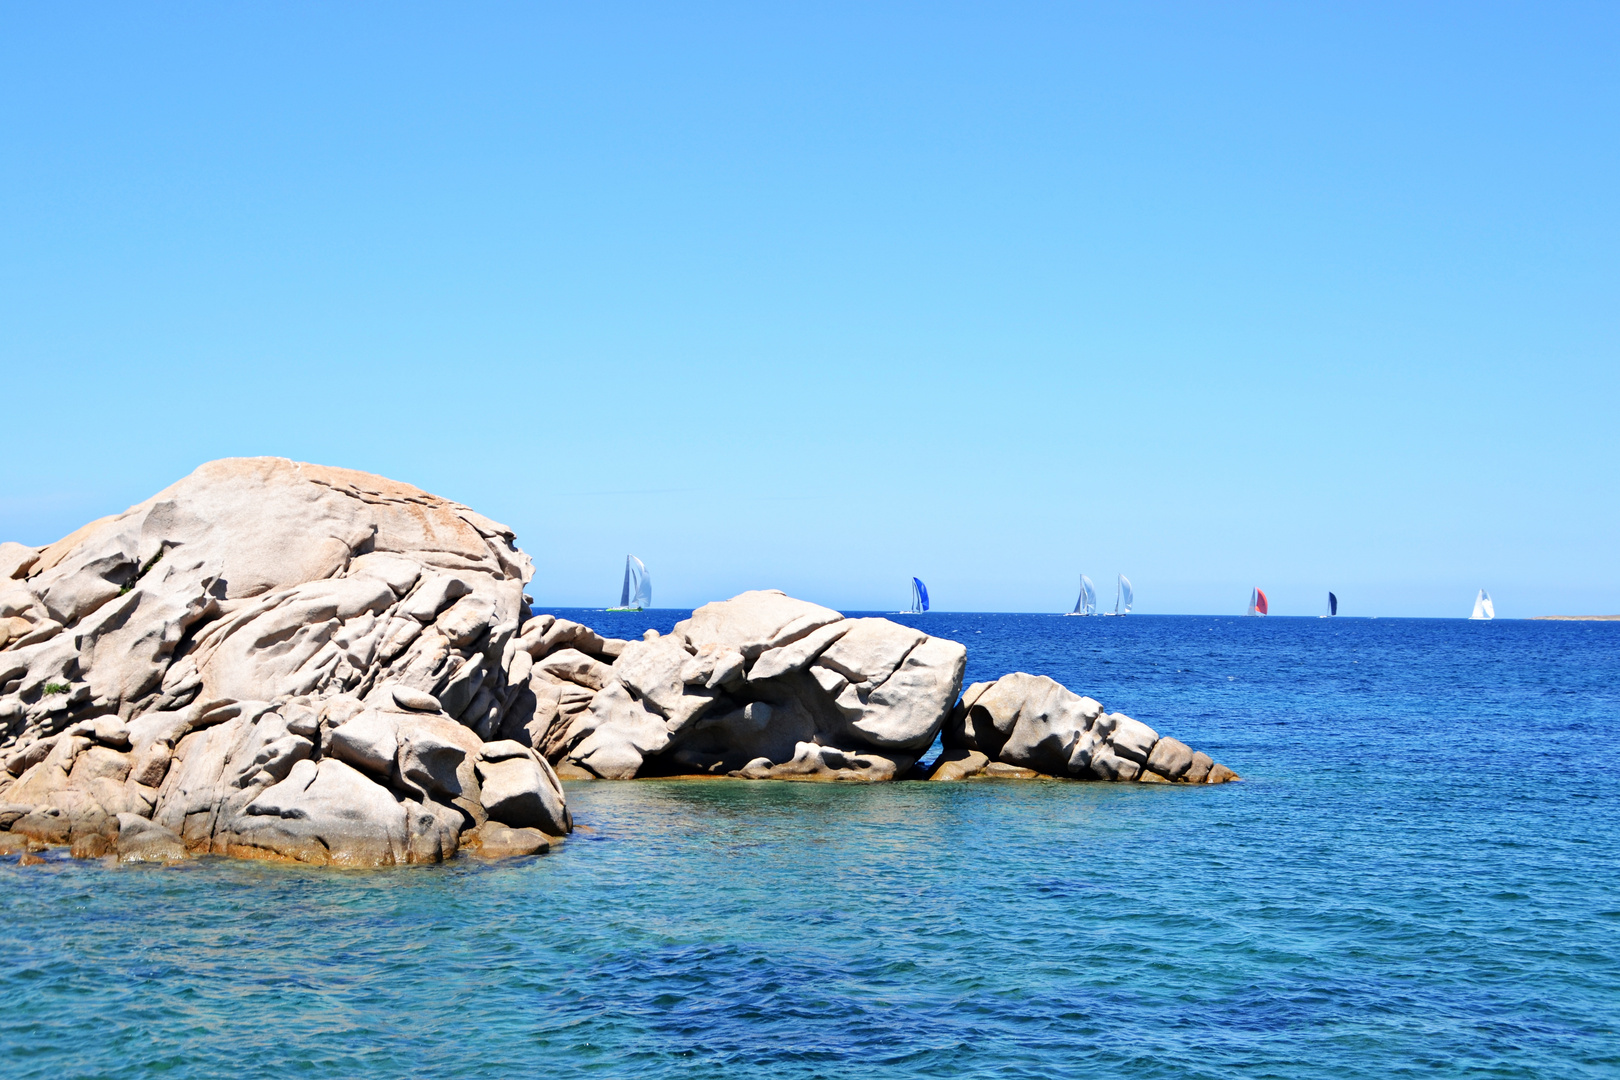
[3,613,1618,1078]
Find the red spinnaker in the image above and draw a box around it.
[1256,588,1269,615]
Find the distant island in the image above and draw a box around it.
[1532,615,1620,621]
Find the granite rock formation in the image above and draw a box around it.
[0,458,1238,867]
[0,458,570,865]
[525,590,969,782]
[929,673,1239,783]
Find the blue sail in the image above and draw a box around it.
[912,577,930,613]
[1328,591,1338,617]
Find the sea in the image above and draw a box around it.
[3,611,1618,1079]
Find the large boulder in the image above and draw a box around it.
[0,458,572,864]
[475,739,570,834]
[934,672,1239,784]
[529,590,968,782]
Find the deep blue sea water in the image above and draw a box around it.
[4,612,1619,1079]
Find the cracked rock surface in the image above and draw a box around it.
[0,458,570,865]
[530,590,969,782]
[930,673,1239,784]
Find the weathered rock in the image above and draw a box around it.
[733,741,912,782]
[679,591,844,659]
[475,743,569,834]
[943,671,1238,784]
[1184,751,1214,784]
[229,758,410,866]
[461,822,550,858]
[984,761,1042,779]
[536,648,614,691]
[327,709,398,777]
[550,590,967,782]
[1145,736,1195,780]
[838,632,968,749]
[391,685,441,712]
[115,813,187,863]
[567,682,672,779]
[1102,713,1160,765]
[525,619,622,663]
[927,747,989,781]
[0,458,570,863]
[395,711,482,811]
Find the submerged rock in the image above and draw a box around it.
[0,458,571,865]
[930,672,1238,784]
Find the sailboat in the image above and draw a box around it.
[1470,589,1495,621]
[1065,574,1097,616]
[1320,591,1337,618]
[1247,587,1269,616]
[1104,574,1133,615]
[906,577,930,614]
[607,555,651,611]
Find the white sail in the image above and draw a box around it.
[615,555,650,610]
[1072,574,1096,615]
[630,556,651,609]
[1470,589,1494,621]
[1116,574,1133,615]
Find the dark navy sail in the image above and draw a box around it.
[1328,592,1338,617]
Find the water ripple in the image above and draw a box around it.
[2,615,1618,1078]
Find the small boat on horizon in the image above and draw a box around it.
[1247,587,1269,617]
[1103,574,1133,616]
[1065,574,1097,616]
[1470,589,1495,621]
[905,577,930,615]
[608,554,651,611]
[1320,591,1338,618]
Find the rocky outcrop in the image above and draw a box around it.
[931,672,1238,783]
[0,458,571,865]
[521,590,968,782]
[0,458,1240,867]
[517,598,1234,787]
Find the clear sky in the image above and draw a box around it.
[2,3,1616,617]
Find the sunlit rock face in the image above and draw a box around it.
[529,590,968,783]
[929,673,1239,784]
[0,458,570,866]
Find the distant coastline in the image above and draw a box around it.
[1531,615,1620,621]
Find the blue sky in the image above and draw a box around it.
[2,3,1616,616]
